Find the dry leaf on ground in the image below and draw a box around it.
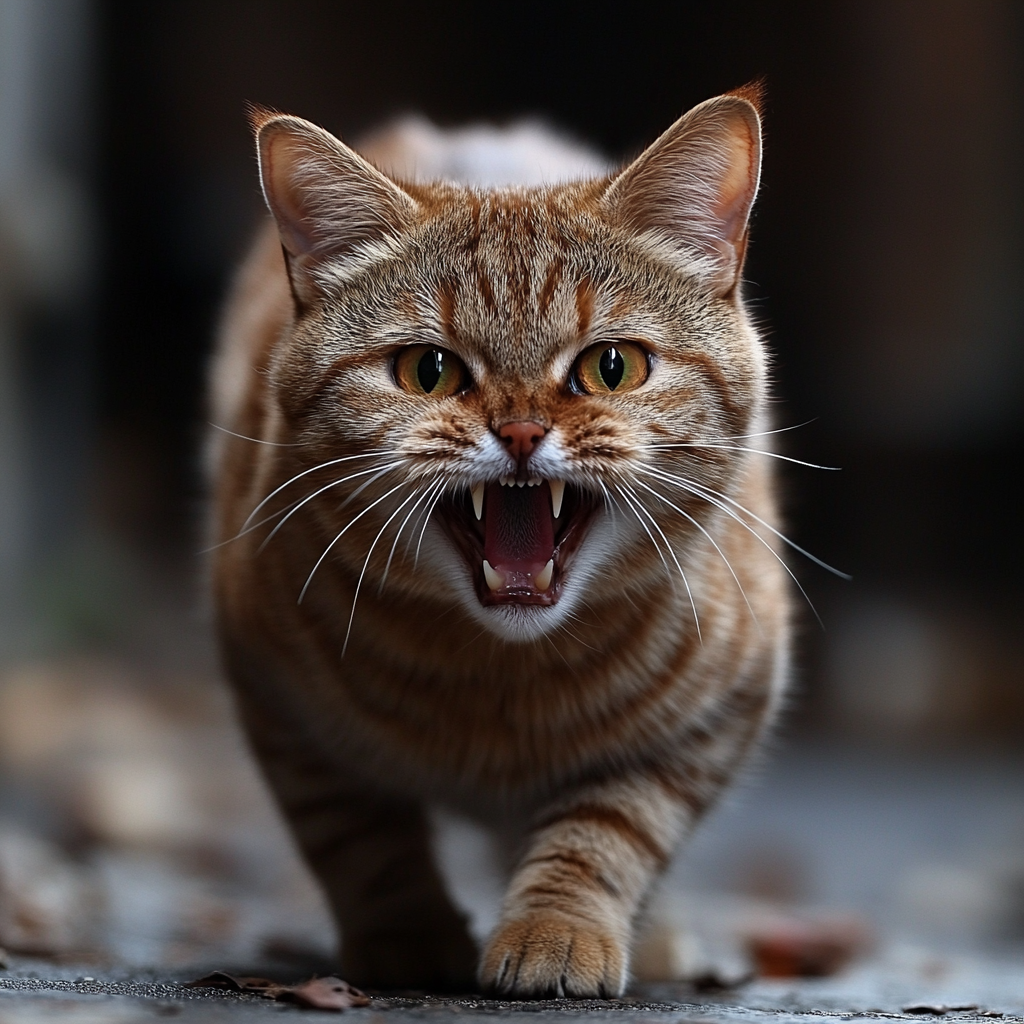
[281,978,370,1010]
[185,971,368,1011]
[185,971,284,995]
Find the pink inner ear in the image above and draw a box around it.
[604,95,762,293]
[260,131,320,257]
[713,124,759,247]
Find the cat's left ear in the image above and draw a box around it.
[602,86,762,297]
[251,107,419,308]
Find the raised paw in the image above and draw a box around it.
[479,909,627,998]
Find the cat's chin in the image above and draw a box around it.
[471,600,576,643]
[435,481,599,624]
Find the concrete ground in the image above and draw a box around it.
[2,656,1023,1022]
[3,958,1024,1023]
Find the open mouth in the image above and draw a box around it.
[438,478,598,606]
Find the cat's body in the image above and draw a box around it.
[210,90,790,997]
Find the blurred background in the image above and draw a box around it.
[0,0,1022,991]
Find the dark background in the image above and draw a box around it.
[3,0,1023,741]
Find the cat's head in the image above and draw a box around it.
[253,90,766,643]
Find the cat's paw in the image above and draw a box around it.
[479,909,627,998]
[342,924,478,992]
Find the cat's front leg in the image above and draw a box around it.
[479,776,693,998]
[231,687,478,991]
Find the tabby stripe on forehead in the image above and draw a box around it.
[437,281,461,343]
[537,257,563,318]
[575,278,595,338]
[475,268,497,313]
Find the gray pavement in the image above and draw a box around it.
[4,952,1024,1023]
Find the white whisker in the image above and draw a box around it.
[618,483,701,642]
[646,442,839,471]
[342,487,424,657]
[660,468,848,579]
[298,480,409,604]
[257,461,402,554]
[208,422,303,447]
[200,495,308,554]
[631,477,759,633]
[638,466,829,627]
[611,484,670,581]
[378,477,445,593]
[414,474,453,569]
[242,450,390,530]
[666,420,817,444]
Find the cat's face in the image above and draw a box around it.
[256,93,765,642]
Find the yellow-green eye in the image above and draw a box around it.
[573,342,649,395]
[394,345,469,397]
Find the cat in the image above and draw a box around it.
[208,85,790,998]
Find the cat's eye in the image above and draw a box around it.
[572,342,649,395]
[394,345,469,398]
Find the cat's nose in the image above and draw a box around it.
[497,420,547,467]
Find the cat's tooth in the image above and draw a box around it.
[535,559,554,591]
[549,479,565,519]
[471,483,485,521]
[516,479,526,488]
[528,477,541,487]
[482,559,504,591]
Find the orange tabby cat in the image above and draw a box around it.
[209,86,789,997]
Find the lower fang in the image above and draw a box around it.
[535,559,554,591]
[483,559,504,591]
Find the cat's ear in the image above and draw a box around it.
[602,87,762,296]
[251,107,419,307]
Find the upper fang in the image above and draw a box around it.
[471,483,484,520]
[550,479,565,519]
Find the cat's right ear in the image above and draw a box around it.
[251,108,419,308]
[601,87,763,297]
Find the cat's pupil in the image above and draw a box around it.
[599,346,624,390]
[417,349,443,393]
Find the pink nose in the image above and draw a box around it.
[498,421,547,465]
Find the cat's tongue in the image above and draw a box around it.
[483,481,554,592]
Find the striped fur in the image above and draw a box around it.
[209,89,790,996]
